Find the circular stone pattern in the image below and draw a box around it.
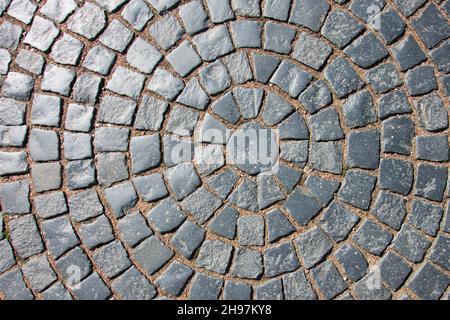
[0,0,449,301]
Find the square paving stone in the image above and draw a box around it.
[415,135,449,162]
[50,34,84,65]
[167,40,201,77]
[344,32,388,68]
[68,189,103,223]
[412,4,450,49]
[429,235,450,271]
[92,240,131,278]
[121,0,153,31]
[96,152,129,187]
[231,0,260,17]
[353,220,393,256]
[1,72,34,100]
[192,25,234,61]
[230,21,262,48]
[0,21,22,50]
[147,68,184,101]
[392,35,427,71]
[319,200,359,242]
[94,127,130,152]
[373,6,405,44]
[147,198,186,234]
[405,66,437,96]
[378,251,412,290]
[254,278,284,300]
[414,93,449,132]
[130,134,160,174]
[379,158,413,195]
[284,188,322,226]
[148,14,184,51]
[171,220,205,259]
[208,206,238,240]
[311,261,347,300]
[42,282,72,300]
[347,129,380,169]
[222,51,253,85]
[382,116,414,155]
[166,105,199,136]
[118,211,152,247]
[293,32,332,70]
[378,90,412,119]
[196,239,233,274]
[338,170,377,210]
[206,0,234,23]
[370,190,406,230]
[106,67,145,99]
[295,226,333,269]
[134,95,168,131]
[308,108,344,142]
[31,162,62,192]
[8,215,43,259]
[271,60,312,98]
[189,273,223,300]
[321,9,364,48]
[176,78,210,110]
[72,272,111,300]
[162,135,193,167]
[65,104,94,132]
[112,266,156,300]
[98,95,136,126]
[104,181,138,218]
[63,132,92,160]
[282,270,317,300]
[83,45,116,75]
[392,0,427,17]
[430,41,450,73]
[165,163,200,201]
[199,60,231,95]
[181,187,222,224]
[0,126,27,147]
[304,175,340,208]
[266,209,295,243]
[231,248,263,279]
[366,63,402,94]
[0,239,16,273]
[409,199,443,237]
[99,19,133,53]
[223,281,252,300]
[133,235,173,275]
[263,242,299,278]
[23,16,60,51]
[408,263,450,300]
[67,3,106,40]
[0,151,28,176]
[22,255,57,292]
[289,0,329,31]
[7,0,37,24]
[15,49,44,75]
[35,191,68,219]
[298,80,332,114]
[155,261,193,296]
[335,243,368,282]
[415,164,448,202]
[0,268,33,300]
[309,141,343,174]
[42,215,79,259]
[178,0,209,35]
[392,224,430,262]
[41,64,75,96]
[263,0,291,21]
[126,37,161,74]
[79,215,114,249]
[31,94,62,127]
[133,174,168,202]
[29,128,60,161]
[263,22,296,54]
[237,215,265,246]
[352,272,392,300]
[324,57,363,98]
[349,0,386,22]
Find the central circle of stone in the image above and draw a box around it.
[226,122,279,175]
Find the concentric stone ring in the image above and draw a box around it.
[0,0,449,300]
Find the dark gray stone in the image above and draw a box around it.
[378,251,412,290]
[321,9,364,48]
[72,272,111,300]
[382,116,415,155]
[104,182,138,218]
[181,187,222,224]
[408,263,449,300]
[319,201,359,242]
[68,189,103,223]
[133,236,173,275]
[289,0,329,32]
[293,32,332,70]
[223,281,252,300]
[263,22,296,54]
[412,4,450,49]
[264,242,299,277]
[347,129,380,169]
[366,63,402,93]
[147,198,186,233]
[295,226,333,269]
[309,142,343,174]
[252,53,280,83]
[414,93,449,132]
[379,158,413,195]
[378,90,412,119]
[415,164,447,202]
[298,80,332,114]
[155,261,193,296]
[171,220,205,259]
[92,240,131,278]
[42,215,79,258]
[335,243,368,282]
[415,135,449,162]
[308,108,344,142]
[189,273,223,300]
[196,239,233,274]
[371,190,407,230]
[342,90,377,128]
[392,35,426,71]
[284,189,322,226]
[266,209,295,243]
[409,199,443,236]
[353,220,393,256]
[208,205,238,240]
[282,270,317,300]
[311,261,347,300]
[79,215,114,249]
[254,279,284,300]
[405,66,437,96]
[112,267,156,300]
[305,175,340,207]
[338,170,377,210]
[392,224,430,262]
[344,32,388,68]
[231,248,263,279]
[270,60,312,98]
[8,215,44,259]
[324,57,363,98]
[118,211,152,247]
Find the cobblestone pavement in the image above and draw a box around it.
[0,0,449,300]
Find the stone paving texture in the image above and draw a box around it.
[0,0,449,301]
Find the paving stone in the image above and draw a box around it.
[147,68,184,101]
[324,57,363,98]
[67,3,106,40]
[405,66,438,96]
[335,243,368,282]
[0,239,15,273]
[15,49,44,75]
[126,37,161,74]
[79,215,114,249]
[345,32,388,68]
[94,127,130,152]
[266,209,295,243]
[263,22,296,54]
[256,175,284,210]
[193,25,234,62]
[372,6,405,44]
[0,268,33,300]
[147,0,179,13]
[95,0,127,12]
[289,0,329,31]
[83,45,116,75]
[118,211,152,247]
[308,108,344,142]
[31,94,62,127]
[7,0,37,24]
[23,16,59,51]
[282,270,317,300]
[353,272,392,300]
[392,224,431,262]
[378,90,412,119]
[104,181,138,218]
[32,162,62,192]
[162,135,193,167]
[165,163,200,200]
[429,235,450,271]
[65,104,94,132]
[35,191,68,219]
[237,215,264,246]
[320,201,359,242]
[0,98,26,125]
[293,32,332,70]
[130,134,160,174]
[295,226,333,269]
[41,64,75,96]
[134,95,168,131]
[412,4,450,49]
[100,19,133,53]
[166,105,199,136]
[56,246,92,285]
[230,21,261,48]
[42,282,72,300]
[147,198,186,234]
[63,132,92,161]
[0,125,27,147]
[338,170,377,210]
[414,93,448,132]
[112,267,156,300]
[391,35,426,72]
[382,116,414,156]
[211,92,239,124]
[231,0,260,17]
[148,14,184,51]
[0,48,11,74]
[353,220,392,255]
[276,164,303,193]
[189,273,223,300]
[1,72,34,100]
[378,251,412,290]
[342,90,378,128]
[349,0,386,22]
[304,175,339,208]
[222,52,253,85]
[42,215,79,258]
[206,0,234,23]
[194,144,225,176]
[196,239,233,274]
[366,63,402,94]
[178,0,209,35]
[409,199,443,237]
[0,151,28,176]
[181,187,222,224]
[392,0,427,17]
[199,60,231,95]
[233,87,263,119]
[231,248,263,279]
[121,0,153,31]
[155,261,193,296]
[208,205,238,240]
[166,40,201,77]
[347,129,380,169]
[254,278,284,300]
[252,53,280,84]
[430,41,450,73]
[371,190,407,230]
[22,255,57,292]
[261,92,293,126]
[50,34,83,66]
[415,164,447,202]
[271,61,312,99]
[309,141,343,174]
[72,272,111,300]
[299,80,332,114]
[321,9,364,48]
[263,242,299,278]
[311,261,347,300]
[107,67,145,99]
[133,235,173,275]
[92,240,131,278]
[0,180,29,214]
[171,220,205,259]
[29,129,59,161]
[40,0,78,23]
[415,135,449,162]
[96,152,129,187]
[408,263,449,300]
[0,21,22,50]
[379,158,414,195]
[223,281,252,300]
[262,0,290,20]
